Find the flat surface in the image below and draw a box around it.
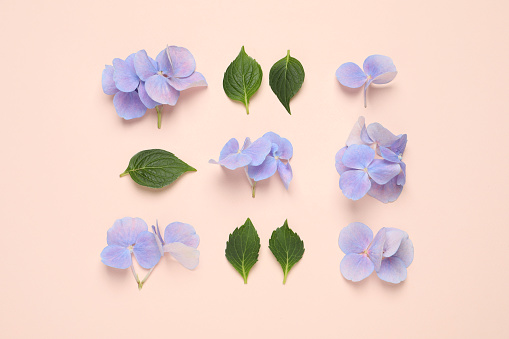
[1,0,508,337]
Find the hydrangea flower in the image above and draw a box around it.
[337,144,400,200]
[102,54,158,120]
[152,222,200,270]
[377,228,414,283]
[102,45,207,128]
[100,217,161,270]
[210,132,293,197]
[101,217,200,289]
[339,223,413,283]
[336,55,397,107]
[336,117,407,203]
[208,137,271,170]
[338,222,386,282]
[248,132,293,189]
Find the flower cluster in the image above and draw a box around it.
[100,217,200,289]
[335,55,397,107]
[335,117,407,203]
[339,222,413,283]
[101,46,207,128]
[209,132,293,197]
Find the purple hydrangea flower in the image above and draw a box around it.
[209,137,271,170]
[100,217,162,270]
[248,132,294,189]
[377,228,414,283]
[134,46,207,105]
[102,46,207,128]
[153,222,200,270]
[339,223,414,283]
[337,144,400,200]
[336,55,397,107]
[336,117,406,203]
[102,54,158,120]
[338,222,386,282]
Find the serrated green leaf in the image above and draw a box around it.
[269,50,305,114]
[120,149,196,189]
[225,218,261,284]
[268,220,305,284]
[223,46,263,115]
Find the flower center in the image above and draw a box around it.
[363,167,368,173]
[157,71,168,78]
[274,156,280,160]
[398,154,403,160]
[128,245,134,253]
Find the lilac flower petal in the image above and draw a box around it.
[145,75,180,105]
[113,91,147,120]
[163,242,200,269]
[377,257,407,284]
[397,162,406,186]
[107,217,148,247]
[368,228,386,271]
[379,146,400,163]
[112,56,139,93]
[133,231,162,269]
[134,50,158,81]
[394,237,414,267]
[338,222,373,254]
[168,72,207,91]
[340,253,374,282]
[241,137,252,150]
[219,138,240,160]
[363,55,397,84]
[346,116,366,147]
[366,122,398,147]
[262,132,281,146]
[382,228,407,258]
[102,65,118,95]
[164,222,199,248]
[368,178,403,203]
[167,46,196,78]
[277,161,293,189]
[242,137,272,166]
[368,159,401,185]
[335,62,367,88]
[391,134,407,156]
[335,147,349,175]
[218,153,252,170]
[138,81,159,109]
[276,138,293,160]
[342,144,375,169]
[100,245,131,269]
[156,48,173,74]
[361,124,373,144]
[248,156,277,181]
[339,170,371,200]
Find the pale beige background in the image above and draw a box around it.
[1,0,507,338]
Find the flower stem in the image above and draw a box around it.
[138,266,156,290]
[243,166,256,198]
[156,105,162,129]
[130,263,140,287]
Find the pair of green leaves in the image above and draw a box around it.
[225,218,305,284]
[120,149,196,188]
[223,46,305,115]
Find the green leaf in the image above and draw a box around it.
[225,218,261,284]
[223,46,263,115]
[269,50,305,114]
[268,220,305,284]
[120,149,196,189]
